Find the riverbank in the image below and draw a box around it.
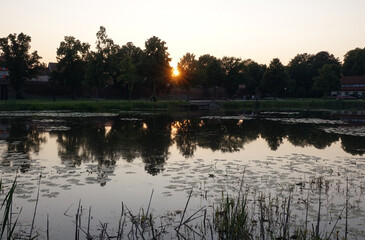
[0,98,364,112]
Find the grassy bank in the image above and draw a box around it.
[0,98,364,112]
[221,98,365,111]
[0,99,187,112]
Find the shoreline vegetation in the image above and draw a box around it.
[1,175,357,240]
[0,98,365,112]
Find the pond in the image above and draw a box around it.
[1,110,365,239]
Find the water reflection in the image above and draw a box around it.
[1,119,47,173]
[1,112,365,177]
[51,115,173,175]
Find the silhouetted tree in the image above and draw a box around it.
[198,55,224,88]
[118,56,140,100]
[177,53,199,91]
[242,60,266,97]
[85,26,118,100]
[196,54,224,99]
[309,51,340,76]
[313,64,341,96]
[119,42,144,64]
[343,47,365,76]
[287,53,314,97]
[117,42,144,99]
[221,57,244,98]
[142,36,171,98]
[0,33,42,99]
[53,36,90,99]
[261,58,289,98]
[305,51,341,96]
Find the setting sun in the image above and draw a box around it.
[173,68,180,76]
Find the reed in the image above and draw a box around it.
[0,178,18,239]
[0,174,357,240]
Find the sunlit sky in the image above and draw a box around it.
[1,0,364,67]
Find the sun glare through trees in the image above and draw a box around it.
[172,67,179,76]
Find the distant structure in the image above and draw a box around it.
[48,62,57,73]
[333,76,365,98]
[28,62,57,82]
[0,56,9,100]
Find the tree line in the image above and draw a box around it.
[1,27,365,99]
[3,115,364,176]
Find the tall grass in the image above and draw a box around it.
[0,175,355,239]
[0,178,20,239]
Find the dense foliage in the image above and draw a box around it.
[1,28,364,99]
[0,33,42,99]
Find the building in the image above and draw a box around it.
[27,62,57,82]
[0,56,9,100]
[332,76,365,98]
[48,62,57,72]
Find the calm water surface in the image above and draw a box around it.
[1,110,365,239]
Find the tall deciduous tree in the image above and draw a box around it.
[118,55,139,100]
[116,42,144,99]
[142,36,171,98]
[343,47,365,76]
[197,55,224,88]
[197,54,224,99]
[308,51,341,97]
[309,51,340,76]
[287,53,314,97]
[0,33,42,99]
[313,64,341,97]
[261,58,289,98]
[85,26,118,100]
[242,59,266,97]
[177,53,199,89]
[54,36,90,99]
[221,57,244,98]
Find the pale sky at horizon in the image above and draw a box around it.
[1,0,364,67]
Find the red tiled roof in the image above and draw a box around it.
[341,76,365,84]
[341,76,365,91]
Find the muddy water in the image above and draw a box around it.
[0,110,365,239]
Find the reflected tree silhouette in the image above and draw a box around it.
[219,119,259,152]
[7,123,47,154]
[138,115,172,175]
[110,120,143,162]
[286,124,338,149]
[340,135,365,156]
[259,120,286,151]
[55,129,89,166]
[184,118,260,153]
[2,114,362,177]
[55,119,123,168]
[196,119,228,151]
[55,115,173,175]
[3,121,47,172]
[172,120,197,158]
